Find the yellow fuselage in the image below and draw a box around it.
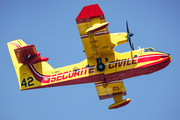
[24,48,171,90]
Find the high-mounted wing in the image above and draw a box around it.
[76,4,131,109]
[76,4,129,72]
[76,4,116,59]
[76,4,129,60]
[95,80,131,109]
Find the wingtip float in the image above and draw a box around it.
[7,4,171,109]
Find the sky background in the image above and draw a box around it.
[1,0,180,120]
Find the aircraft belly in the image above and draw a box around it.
[105,69,137,82]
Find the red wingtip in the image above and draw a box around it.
[76,4,104,23]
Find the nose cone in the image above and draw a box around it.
[154,53,171,72]
[161,53,171,64]
[136,52,171,75]
[157,52,171,67]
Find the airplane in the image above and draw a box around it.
[7,4,171,109]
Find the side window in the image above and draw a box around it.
[134,55,138,57]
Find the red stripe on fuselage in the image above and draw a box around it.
[23,73,105,90]
[28,65,48,83]
[136,57,171,69]
[138,54,168,63]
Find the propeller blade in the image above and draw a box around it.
[126,21,130,33]
[131,43,134,50]
[126,21,134,51]
[128,35,131,47]
[128,38,132,50]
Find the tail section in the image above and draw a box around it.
[7,39,54,90]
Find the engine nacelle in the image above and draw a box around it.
[110,32,128,46]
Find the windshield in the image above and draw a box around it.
[143,48,156,52]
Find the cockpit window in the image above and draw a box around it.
[148,48,156,52]
[143,48,156,52]
[143,48,149,52]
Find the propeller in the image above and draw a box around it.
[126,21,134,50]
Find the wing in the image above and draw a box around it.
[95,80,131,109]
[76,4,116,59]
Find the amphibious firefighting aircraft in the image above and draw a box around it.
[7,4,171,109]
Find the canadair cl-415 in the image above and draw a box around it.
[7,4,171,109]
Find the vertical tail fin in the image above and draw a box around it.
[7,39,54,90]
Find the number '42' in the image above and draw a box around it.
[21,77,34,87]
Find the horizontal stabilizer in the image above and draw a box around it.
[14,44,49,65]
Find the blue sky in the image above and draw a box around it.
[1,0,180,120]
